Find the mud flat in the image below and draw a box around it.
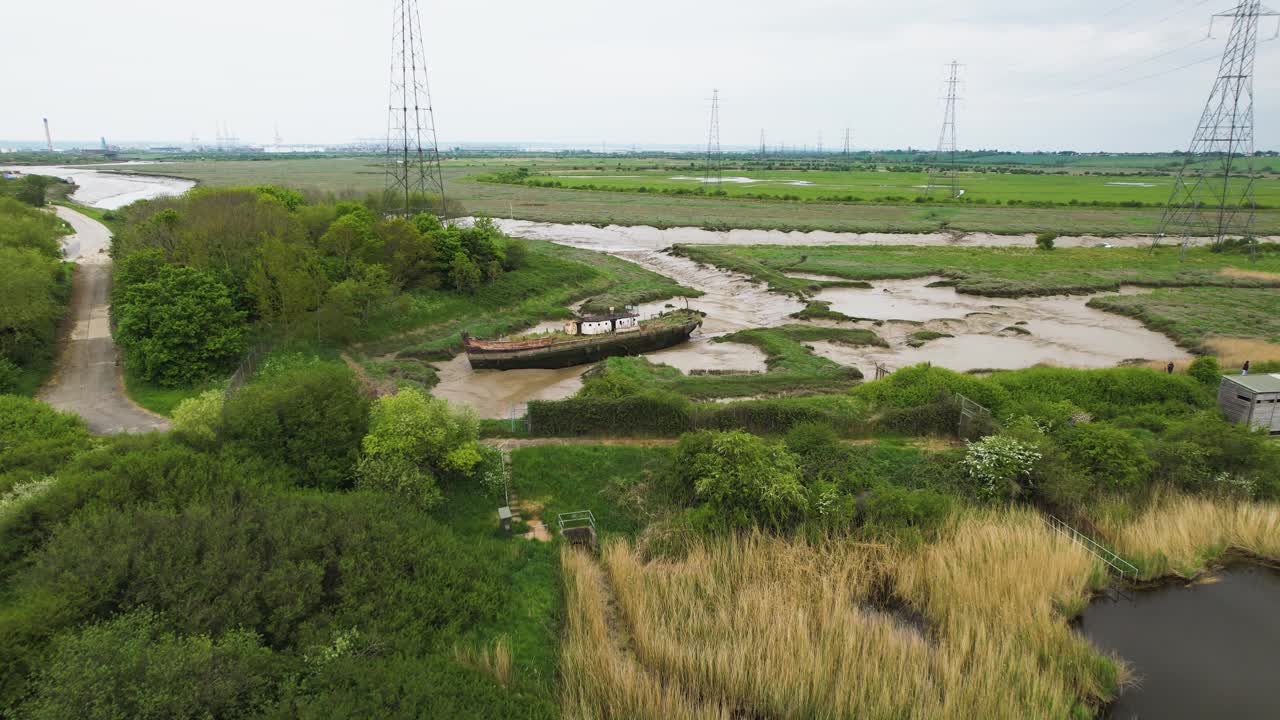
[1078,567,1280,719]
[798,276,1190,376]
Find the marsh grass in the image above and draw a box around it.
[1102,493,1280,579]
[453,635,514,687]
[564,510,1121,719]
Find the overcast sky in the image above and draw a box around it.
[4,0,1277,151]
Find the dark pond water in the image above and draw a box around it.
[1078,566,1280,719]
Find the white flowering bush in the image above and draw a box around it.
[962,435,1042,501]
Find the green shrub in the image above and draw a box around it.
[1187,355,1222,385]
[356,388,481,509]
[853,364,1011,416]
[222,363,368,489]
[860,485,952,534]
[528,394,691,436]
[0,395,90,478]
[20,609,280,720]
[0,358,20,394]
[1035,232,1058,250]
[1061,424,1154,493]
[668,431,807,531]
[170,390,224,449]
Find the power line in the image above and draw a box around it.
[927,61,962,200]
[1159,0,1275,260]
[385,0,446,217]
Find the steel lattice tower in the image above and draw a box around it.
[385,0,447,217]
[1159,1,1276,259]
[927,61,962,199]
[704,89,722,191]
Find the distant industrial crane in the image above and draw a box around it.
[43,118,53,152]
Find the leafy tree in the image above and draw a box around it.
[15,175,50,207]
[357,388,481,509]
[323,263,395,325]
[21,609,279,720]
[318,213,381,281]
[113,264,247,386]
[501,238,529,271]
[448,252,483,294]
[246,236,329,334]
[670,430,807,531]
[222,363,369,489]
[376,217,436,288]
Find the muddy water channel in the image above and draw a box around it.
[489,218,1280,251]
[1,164,195,209]
[1079,567,1280,719]
[799,276,1190,377]
[428,246,789,417]
[434,226,1193,417]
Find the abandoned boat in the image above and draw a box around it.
[463,308,703,370]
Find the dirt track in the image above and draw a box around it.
[39,206,169,435]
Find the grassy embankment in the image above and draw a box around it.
[584,325,886,401]
[113,157,1280,235]
[673,244,1280,354]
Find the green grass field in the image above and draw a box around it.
[1088,287,1280,349]
[486,167,1280,208]
[112,157,1280,235]
[674,243,1280,298]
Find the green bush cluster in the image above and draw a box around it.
[663,426,956,538]
[529,393,692,436]
[0,198,72,390]
[0,378,556,716]
[109,188,528,385]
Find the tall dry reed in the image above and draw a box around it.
[559,547,729,720]
[1104,493,1280,578]
[564,512,1120,719]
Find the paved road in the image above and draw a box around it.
[39,206,169,434]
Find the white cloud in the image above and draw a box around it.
[2,0,1275,151]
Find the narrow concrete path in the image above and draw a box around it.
[39,206,169,435]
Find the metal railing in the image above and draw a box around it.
[1044,514,1139,580]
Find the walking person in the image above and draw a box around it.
[1166,362,1175,375]
[1242,360,1251,376]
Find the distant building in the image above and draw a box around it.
[1218,374,1280,436]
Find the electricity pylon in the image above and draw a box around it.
[926,61,962,199]
[704,89,723,191]
[385,0,447,217]
[1159,1,1277,259]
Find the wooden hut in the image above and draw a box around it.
[1217,374,1280,436]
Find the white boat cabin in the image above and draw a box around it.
[564,309,640,336]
